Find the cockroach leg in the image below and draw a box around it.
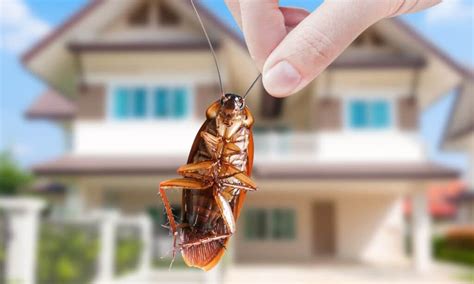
[177,161,214,179]
[159,178,210,262]
[161,223,190,230]
[214,192,236,234]
[181,233,232,248]
[159,186,179,259]
[160,178,210,190]
[221,182,257,192]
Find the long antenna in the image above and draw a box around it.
[190,0,224,95]
[243,74,262,98]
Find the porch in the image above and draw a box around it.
[60,173,446,272]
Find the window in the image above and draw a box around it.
[158,2,180,26]
[151,87,189,119]
[128,3,149,26]
[245,209,268,240]
[113,87,147,119]
[272,209,295,239]
[148,206,181,236]
[112,85,190,120]
[245,208,296,240]
[348,99,391,129]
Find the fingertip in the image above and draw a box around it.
[262,60,302,97]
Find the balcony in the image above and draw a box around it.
[253,129,425,163]
[254,131,317,161]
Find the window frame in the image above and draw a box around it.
[107,81,195,121]
[244,207,297,241]
[342,94,397,131]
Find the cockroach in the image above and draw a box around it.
[158,0,261,271]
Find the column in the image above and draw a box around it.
[138,214,152,276]
[412,189,432,273]
[95,210,118,283]
[0,198,45,284]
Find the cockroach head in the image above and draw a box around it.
[220,93,245,111]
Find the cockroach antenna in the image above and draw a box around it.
[243,73,262,99]
[190,0,224,96]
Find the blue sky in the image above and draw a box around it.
[0,0,472,175]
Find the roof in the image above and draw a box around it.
[329,52,426,69]
[450,190,474,203]
[442,79,474,146]
[20,0,472,120]
[33,155,184,175]
[21,0,244,64]
[25,89,76,120]
[404,181,465,218]
[391,19,473,78]
[254,162,458,180]
[21,1,470,76]
[33,155,459,179]
[68,40,220,52]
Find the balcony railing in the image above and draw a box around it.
[254,132,317,160]
[253,130,424,163]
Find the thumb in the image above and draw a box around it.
[261,0,439,97]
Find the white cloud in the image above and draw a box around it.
[425,0,473,24]
[0,0,51,54]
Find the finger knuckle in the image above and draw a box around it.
[294,26,336,65]
[385,0,420,17]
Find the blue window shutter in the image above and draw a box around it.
[371,101,390,128]
[173,87,188,118]
[114,88,129,119]
[133,88,147,118]
[350,100,368,128]
[154,88,169,117]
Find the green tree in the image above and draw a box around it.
[0,151,33,195]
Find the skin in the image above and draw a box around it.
[224,0,441,97]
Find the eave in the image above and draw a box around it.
[25,90,76,120]
[32,155,459,180]
[68,40,221,53]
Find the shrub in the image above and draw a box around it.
[115,226,142,276]
[0,152,32,196]
[37,223,99,284]
[433,227,474,266]
[445,227,474,250]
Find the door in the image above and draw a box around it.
[313,201,336,256]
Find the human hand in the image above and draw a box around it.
[225,0,440,97]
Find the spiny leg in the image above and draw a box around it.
[219,163,257,191]
[214,191,236,234]
[159,178,209,261]
[181,233,232,248]
[221,182,257,192]
[177,160,214,180]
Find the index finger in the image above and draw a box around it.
[238,0,287,71]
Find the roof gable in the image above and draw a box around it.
[442,79,474,147]
[21,0,245,96]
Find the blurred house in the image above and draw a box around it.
[22,0,469,272]
[442,79,474,224]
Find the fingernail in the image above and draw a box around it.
[263,60,301,97]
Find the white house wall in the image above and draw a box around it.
[336,195,405,263]
[74,120,203,155]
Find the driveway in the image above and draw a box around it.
[113,261,471,284]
